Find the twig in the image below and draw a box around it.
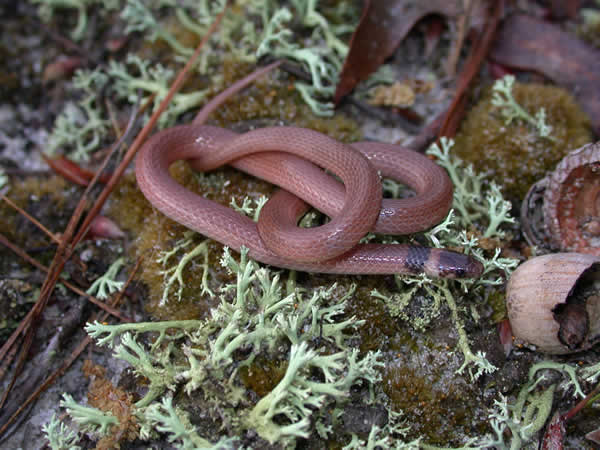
[439,0,504,138]
[0,256,144,437]
[0,195,61,244]
[446,0,474,77]
[562,380,600,422]
[0,233,130,321]
[194,60,283,124]
[70,4,230,250]
[0,98,139,376]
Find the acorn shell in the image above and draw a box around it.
[543,141,600,254]
[506,253,600,354]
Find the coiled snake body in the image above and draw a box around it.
[136,124,483,278]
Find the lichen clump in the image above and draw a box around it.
[453,81,592,200]
[108,164,270,321]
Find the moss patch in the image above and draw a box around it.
[207,58,362,143]
[453,82,592,201]
[382,337,487,445]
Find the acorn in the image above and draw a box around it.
[543,141,600,254]
[521,141,600,253]
[506,253,600,354]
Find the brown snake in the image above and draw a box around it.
[135,64,483,278]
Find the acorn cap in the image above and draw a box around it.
[506,253,600,354]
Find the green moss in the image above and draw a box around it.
[343,281,494,445]
[0,175,76,277]
[239,356,287,398]
[345,283,398,353]
[208,58,362,143]
[453,82,592,200]
[382,344,487,445]
[487,290,507,324]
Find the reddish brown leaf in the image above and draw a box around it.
[422,16,445,59]
[42,154,111,186]
[586,427,600,445]
[87,216,125,240]
[541,412,565,450]
[490,14,600,134]
[548,0,580,20]
[334,0,460,103]
[439,0,503,138]
[42,57,85,83]
[488,61,513,80]
[42,154,90,186]
[497,318,513,356]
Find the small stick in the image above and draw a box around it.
[193,60,282,125]
[0,256,144,437]
[0,233,130,321]
[439,0,504,138]
[0,195,61,244]
[446,0,474,77]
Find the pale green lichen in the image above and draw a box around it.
[142,396,238,449]
[464,359,600,449]
[582,3,600,28]
[40,0,362,162]
[582,361,600,384]
[118,0,357,117]
[60,393,119,434]
[0,168,7,190]
[108,54,209,128]
[86,320,202,407]
[373,275,497,381]
[121,0,195,56]
[427,137,517,239]
[114,332,184,407]
[256,0,355,116]
[372,139,518,380]
[121,0,229,73]
[343,407,419,450]
[245,344,383,444]
[86,257,125,300]
[491,75,554,140]
[42,413,81,450]
[527,361,585,399]
[31,0,119,40]
[86,319,201,350]
[81,246,383,446]
[47,70,110,161]
[229,194,268,222]
[47,50,211,160]
[156,232,213,304]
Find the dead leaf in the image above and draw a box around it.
[497,318,513,357]
[541,411,565,450]
[334,0,460,103]
[490,14,600,135]
[421,16,445,59]
[548,0,581,20]
[586,427,600,445]
[369,81,415,107]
